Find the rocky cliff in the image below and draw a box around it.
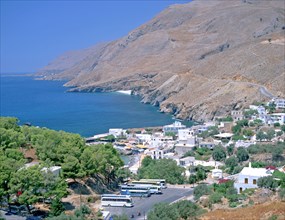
[37,0,285,121]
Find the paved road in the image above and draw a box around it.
[0,210,26,220]
[103,187,193,220]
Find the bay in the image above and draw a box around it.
[0,75,176,137]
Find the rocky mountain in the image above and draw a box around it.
[37,0,285,121]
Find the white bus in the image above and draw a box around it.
[101,194,133,207]
[130,184,162,194]
[120,184,151,197]
[132,179,167,188]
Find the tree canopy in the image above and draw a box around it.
[138,157,185,184]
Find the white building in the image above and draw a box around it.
[231,110,244,121]
[269,113,285,125]
[109,128,126,138]
[234,163,272,193]
[179,156,195,167]
[135,134,152,144]
[212,167,223,179]
[149,132,173,148]
[41,166,62,177]
[145,149,165,160]
[163,121,186,134]
[274,98,285,109]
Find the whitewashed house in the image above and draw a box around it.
[109,128,126,138]
[273,98,285,109]
[234,163,272,193]
[211,167,223,179]
[231,110,244,121]
[163,121,186,134]
[179,156,195,167]
[149,132,173,148]
[269,113,285,125]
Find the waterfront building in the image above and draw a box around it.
[163,121,186,134]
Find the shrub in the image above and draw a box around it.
[209,192,223,204]
[279,188,285,201]
[194,184,211,200]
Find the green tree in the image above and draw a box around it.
[49,197,65,217]
[256,131,266,141]
[189,174,197,185]
[243,109,258,119]
[138,158,185,184]
[9,165,44,213]
[236,147,249,162]
[281,125,285,132]
[266,129,275,141]
[225,156,238,169]
[212,146,226,161]
[227,144,234,156]
[257,176,278,190]
[274,122,280,127]
[242,129,254,137]
[74,205,92,218]
[147,203,179,220]
[272,147,283,161]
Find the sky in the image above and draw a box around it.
[1,0,190,73]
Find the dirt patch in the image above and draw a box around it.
[200,201,285,220]
[22,147,38,162]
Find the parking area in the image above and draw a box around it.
[104,187,193,220]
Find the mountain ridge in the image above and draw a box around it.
[36,0,285,121]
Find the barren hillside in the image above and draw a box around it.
[37,0,285,121]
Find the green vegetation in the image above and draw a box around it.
[147,200,206,220]
[0,117,124,214]
[138,157,185,184]
[193,184,211,200]
[218,116,233,122]
[236,147,249,162]
[212,146,226,161]
[188,166,208,184]
[257,176,279,190]
[243,109,258,119]
[198,126,219,138]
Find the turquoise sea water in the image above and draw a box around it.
[0,75,177,137]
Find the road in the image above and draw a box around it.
[103,187,193,220]
[0,210,26,220]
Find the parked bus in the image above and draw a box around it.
[130,184,162,194]
[101,194,133,207]
[132,179,167,188]
[120,184,151,197]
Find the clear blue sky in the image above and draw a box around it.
[1,0,189,73]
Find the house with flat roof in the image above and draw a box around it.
[234,163,272,193]
[163,121,186,134]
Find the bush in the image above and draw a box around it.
[194,184,211,200]
[257,176,279,190]
[278,188,285,201]
[212,146,226,161]
[209,192,223,204]
[236,147,249,162]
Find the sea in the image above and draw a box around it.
[0,74,187,137]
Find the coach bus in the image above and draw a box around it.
[120,184,151,197]
[101,194,133,207]
[132,179,167,188]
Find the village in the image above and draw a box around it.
[88,97,285,194]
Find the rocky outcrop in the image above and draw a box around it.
[37,0,285,121]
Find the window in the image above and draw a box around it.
[244,178,248,184]
[240,187,243,193]
[253,179,257,184]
